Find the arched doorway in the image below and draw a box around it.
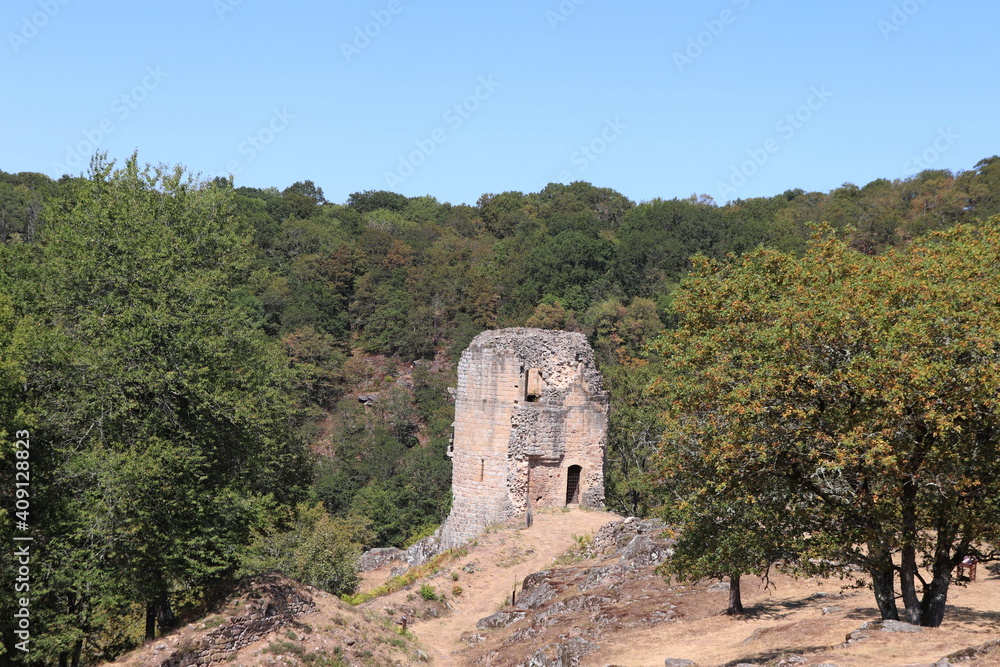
[565,465,582,505]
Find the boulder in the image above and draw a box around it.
[476,610,526,630]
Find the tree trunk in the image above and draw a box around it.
[920,566,951,627]
[920,537,955,627]
[71,638,83,667]
[155,594,176,634]
[726,574,744,615]
[899,486,922,625]
[870,566,899,621]
[145,594,176,639]
[145,602,156,641]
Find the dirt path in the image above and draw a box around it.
[409,508,619,666]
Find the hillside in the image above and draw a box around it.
[103,510,1000,667]
[7,161,1000,659]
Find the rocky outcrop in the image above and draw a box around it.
[358,533,443,573]
[521,637,600,667]
[470,517,678,665]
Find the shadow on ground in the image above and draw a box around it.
[722,646,830,667]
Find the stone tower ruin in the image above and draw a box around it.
[439,328,609,548]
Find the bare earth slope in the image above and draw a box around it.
[363,508,621,666]
[433,515,1000,667]
[105,510,1000,667]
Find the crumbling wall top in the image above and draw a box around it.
[465,328,607,401]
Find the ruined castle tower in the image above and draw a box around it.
[439,328,609,548]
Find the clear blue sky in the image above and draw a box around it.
[3,0,997,205]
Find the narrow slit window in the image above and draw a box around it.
[525,368,543,402]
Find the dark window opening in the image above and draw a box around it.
[479,459,484,482]
[525,368,543,402]
[566,465,582,505]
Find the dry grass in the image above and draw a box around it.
[103,514,1000,667]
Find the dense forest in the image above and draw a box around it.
[3,153,1000,663]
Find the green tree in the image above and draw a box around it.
[611,198,727,298]
[346,189,408,214]
[476,191,532,239]
[282,180,327,219]
[652,222,1000,626]
[7,154,311,656]
[957,156,1000,220]
[242,503,370,595]
[601,361,664,518]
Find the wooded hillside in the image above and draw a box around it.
[3,153,1000,663]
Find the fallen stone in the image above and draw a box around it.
[476,610,526,630]
[404,533,442,568]
[521,569,555,591]
[773,656,807,666]
[577,564,626,592]
[526,637,600,667]
[861,619,922,633]
[843,630,870,645]
[664,659,697,666]
[357,393,380,406]
[505,626,543,644]
[942,637,1000,663]
[706,581,730,592]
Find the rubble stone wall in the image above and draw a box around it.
[157,575,314,667]
[440,328,608,548]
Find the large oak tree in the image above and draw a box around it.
[653,221,1000,626]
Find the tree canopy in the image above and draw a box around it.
[651,221,1000,626]
[4,153,1000,660]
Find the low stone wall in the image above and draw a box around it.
[157,574,315,667]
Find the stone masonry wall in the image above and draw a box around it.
[156,574,314,667]
[440,328,608,549]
